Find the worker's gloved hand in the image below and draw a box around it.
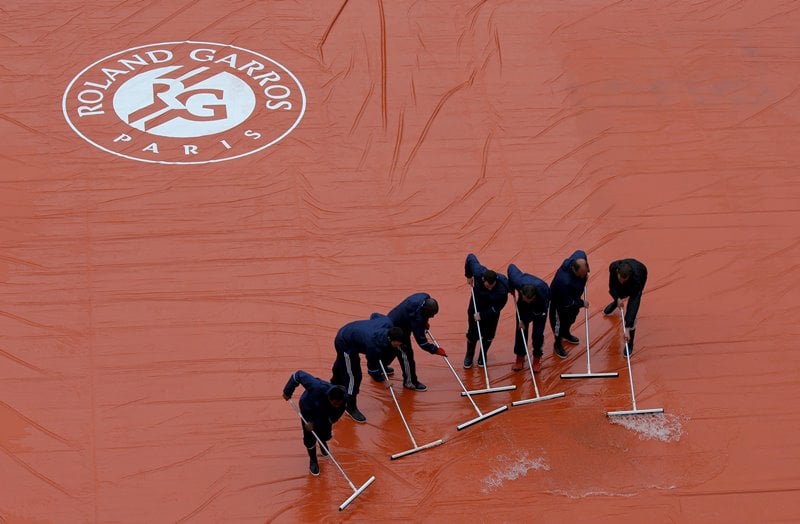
[435,347,447,357]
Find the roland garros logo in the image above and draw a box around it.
[62,41,306,164]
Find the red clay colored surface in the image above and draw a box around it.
[1,1,800,522]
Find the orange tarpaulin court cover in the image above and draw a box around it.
[1,1,799,522]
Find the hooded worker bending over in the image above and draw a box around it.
[463,253,509,369]
[386,293,447,391]
[508,263,550,373]
[283,370,346,476]
[330,313,404,423]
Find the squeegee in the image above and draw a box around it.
[561,288,619,379]
[427,330,508,430]
[288,400,376,510]
[511,304,566,407]
[378,361,445,460]
[461,287,517,396]
[606,307,664,417]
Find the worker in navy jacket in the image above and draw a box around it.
[463,253,510,369]
[549,250,589,358]
[387,293,447,392]
[330,313,404,423]
[283,370,346,476]
[508,264,550,373]
[603,258,648,355]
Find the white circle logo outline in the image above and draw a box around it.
[62,40,307,165]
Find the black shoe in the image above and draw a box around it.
[404,381,427,391]
[477,354,486,368]
[463,355,474,368]
[603,302,616,316]
[346,405,366,423]
[554,340,568,359]
[309,460,320,476]
[368,371,385,382]
[345,397,366,423]
[624,344,632,357]
[384,366,395,376]
[320,444,329,457]
[563,333,579,345]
